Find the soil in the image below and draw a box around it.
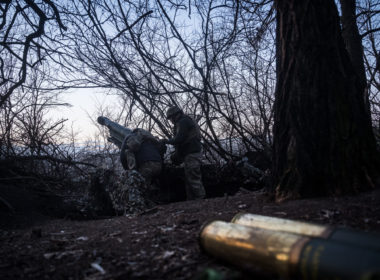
[1,183,380,280]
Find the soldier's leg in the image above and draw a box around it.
[138,161,162,188]
[138,163,153,188]
[184,153,206,200]
[138,161,162,204]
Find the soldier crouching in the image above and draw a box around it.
[121,128,165,205]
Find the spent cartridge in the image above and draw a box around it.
[199,220,380,279]
[231,213,380,251]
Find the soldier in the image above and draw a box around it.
[161,106,206,200]
[97,116,165,212]
[122,128,165,203]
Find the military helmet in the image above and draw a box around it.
[166,105,182,119]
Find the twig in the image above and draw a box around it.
[0,195,14,213]
[0,155,97,167]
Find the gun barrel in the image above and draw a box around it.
[97,116,133,147]
[200,221,380,279]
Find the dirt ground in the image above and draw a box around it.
[1,184,380,280]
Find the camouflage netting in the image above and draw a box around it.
[77,153,270,218]
[83,168,155,216]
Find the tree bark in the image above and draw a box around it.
[273,0,380,201]
[339,0,371,119]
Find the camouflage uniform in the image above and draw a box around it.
[138,160,162,201]
[123,129,164,202]
[164,106,206,200]
[184,152,206,200]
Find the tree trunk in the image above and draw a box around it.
[339,0,371,119]
[273,0,380,201]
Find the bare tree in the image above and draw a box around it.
[357,0,380,130]
[0,64,97,182]
[56,0,276,161]
[0,0,67,107]
[273,0,380,200]
[340,0,370,116]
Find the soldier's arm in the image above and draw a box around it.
[166,118,192,145]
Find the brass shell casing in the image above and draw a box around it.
[200,219,380,279]
[231,213,332,238]
[231,213,380,251]
[199,220,309,278]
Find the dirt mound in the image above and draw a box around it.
[1,187,380,279]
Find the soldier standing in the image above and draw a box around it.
[161,106,206,200]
